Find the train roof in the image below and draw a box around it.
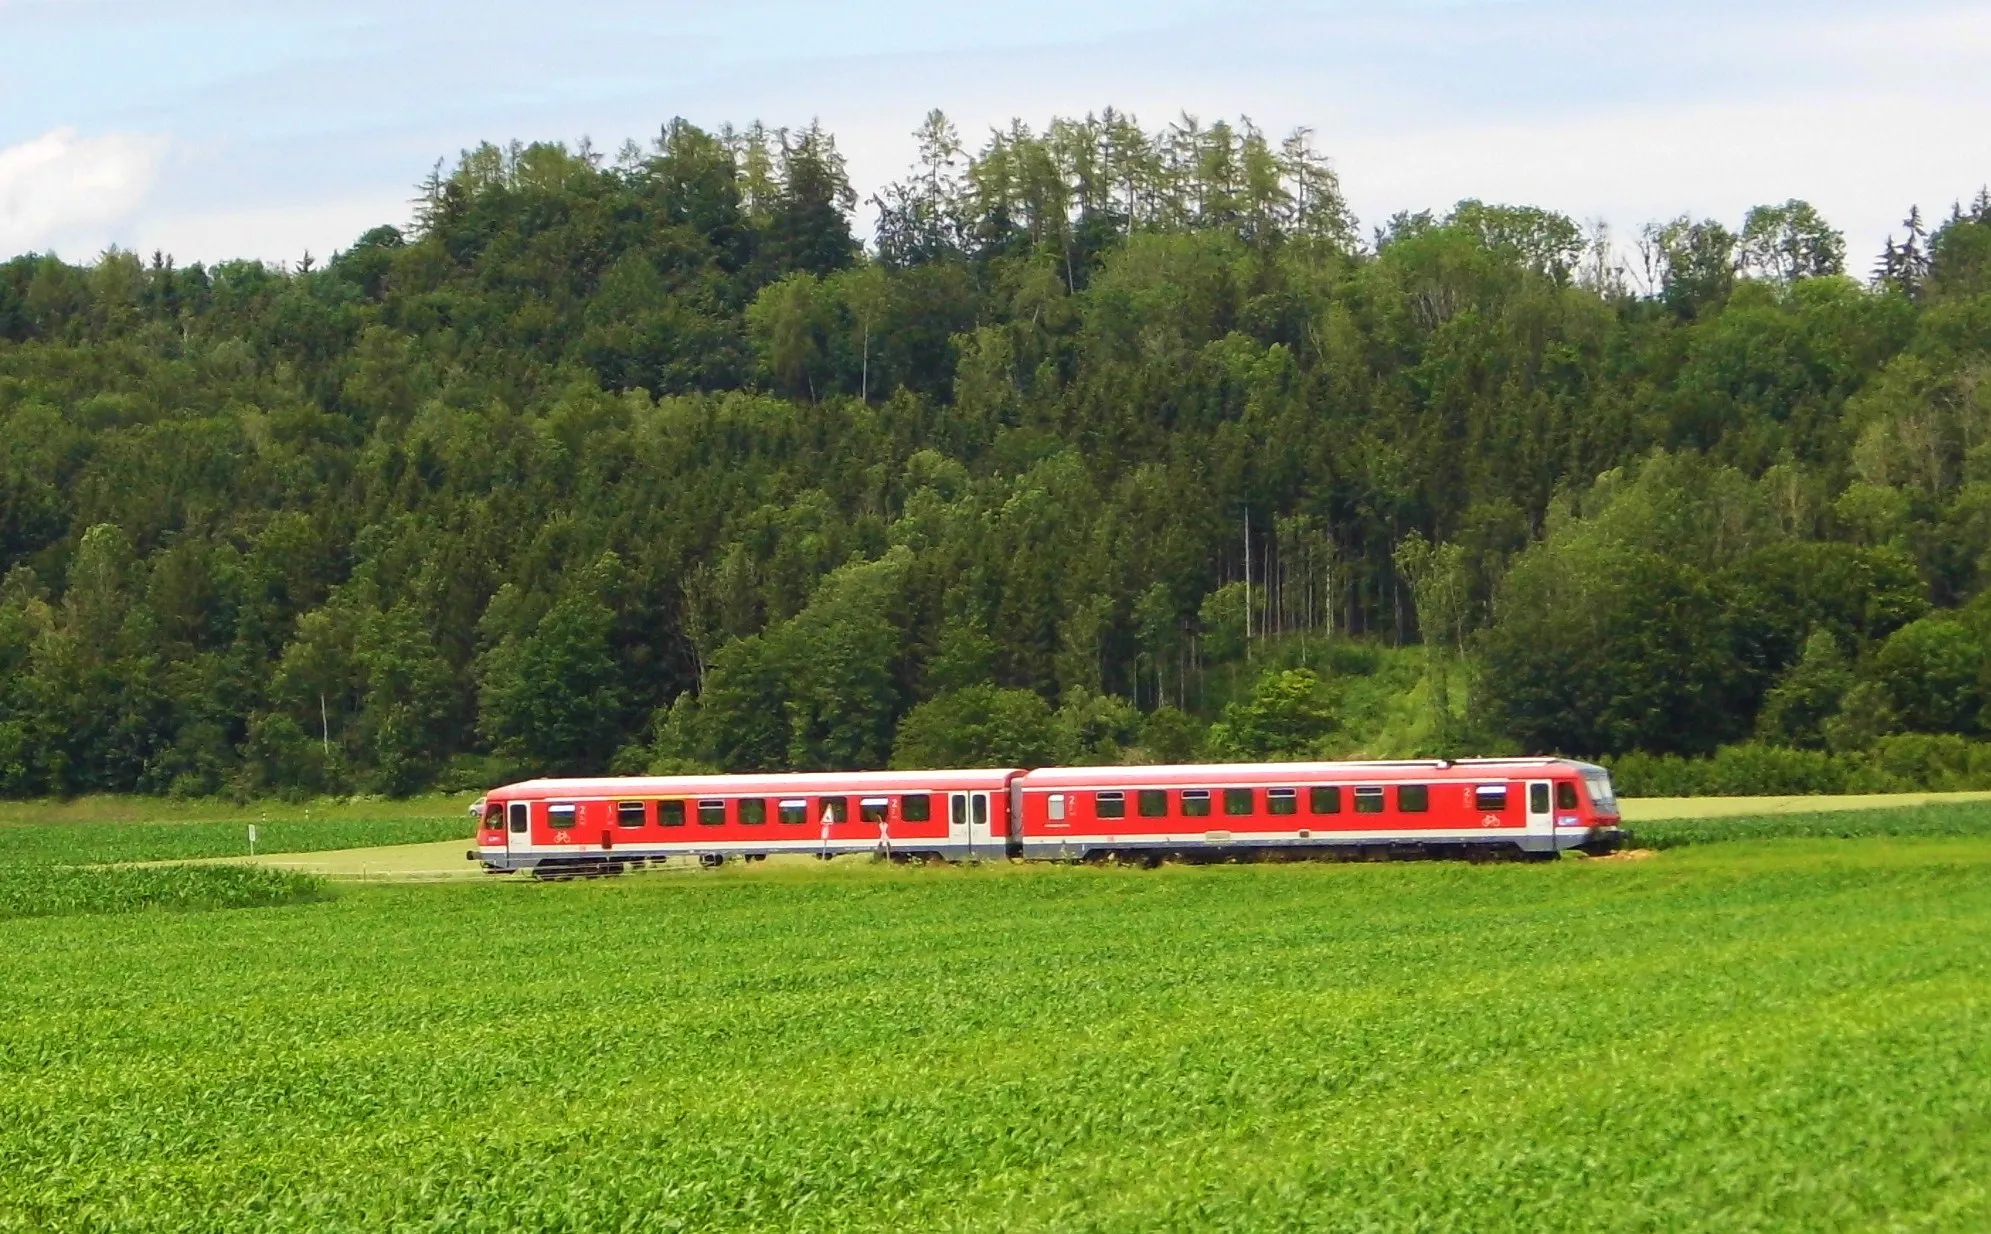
[486,758,1605,799]
[1017,758,1596,788]
[490,768,1022,798]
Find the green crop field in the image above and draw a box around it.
[0,795,473,867]
[1632,799,1991,849]
[4,830,1990,1231]
[0,863,326,922]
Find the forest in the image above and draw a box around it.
[2,109,1990,798]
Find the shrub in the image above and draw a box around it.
[890,686,1067,769]
[1607,737,1991,797]
[1138,707,1203,764]
[1208,668,1338,759]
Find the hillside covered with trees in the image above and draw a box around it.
[2,110,1990,798]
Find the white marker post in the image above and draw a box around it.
[248,823,259,856]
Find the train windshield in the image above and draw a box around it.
[1582,769,1619,816]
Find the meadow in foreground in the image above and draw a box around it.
[2,835,1988,1232]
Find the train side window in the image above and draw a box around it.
[778,799,807,825]
[860,797,890,824]
[1353,786,1384,814]
[549,803,578,828]
[617,801,646,828]
[1223,788,1254,816]
[901,794,931,822]
[698,799,726,826]
[1530,783,1550,813]
[951,795,968,826]
[972,795,988,827]
[1137,789,1168,817]
[1267,788,1298,816]
[1181,790,1212,817]
[1474,785,1508,811]
[658,800,686,827]
[1048,794,1067,821]
[1398,784,1429,813]
[820,797,848,824]
[1096,791,1126,819]
[508,802,529,832]
[1309,786,1341,814]
[1556,781,1580,810]
[738,798,767,825]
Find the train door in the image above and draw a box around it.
[506,800,530,863]
[1526,780,1554,846]
[949,793,971,855]
[948,792,998,858]
[969,792,995,859]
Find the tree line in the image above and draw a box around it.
[1,108,1989,797]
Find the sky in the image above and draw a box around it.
[2,0,1988,270]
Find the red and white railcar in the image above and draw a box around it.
[1012,758,1619,860]
[472,758,1621,874]
[472,768,1016,875]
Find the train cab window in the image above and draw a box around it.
[860,798,890,824]
[1556,781,1581,810]
[1353,786,1385,814]
[1137,789,1168,817]
[697,799,726,826]
[901,794,931,822]
[508,802,529,833]
[1048,794,1067,821]
[1398,784,1429,813]
[549,803,578,828]
[658,800,687,827]
[1309,786,1341,815]
[738,798,768,826]
[1474,785,1508,812]
[1530,783,1550,813]
[1096,791,1127,819]
[1181,790,1212,817]
[617,801,646,828]
[820,797,848,824]
[1267,788,1298,816]
[778,799,808,825]
[1223,788,1254,816]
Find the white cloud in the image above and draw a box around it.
[0,126,167,258]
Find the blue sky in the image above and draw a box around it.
[3,0,1988,268]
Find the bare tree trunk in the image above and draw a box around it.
[1243,508,1252,659]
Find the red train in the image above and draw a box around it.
[470,758,1623,874]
